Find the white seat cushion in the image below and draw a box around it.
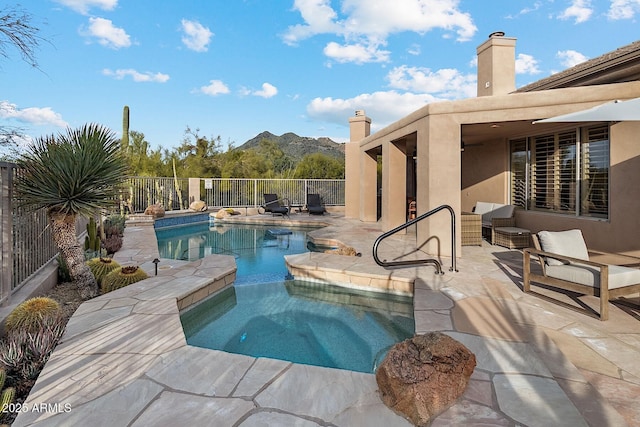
[546,263,640,290]
[538,229,589,266]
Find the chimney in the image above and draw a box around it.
[348,110,371,142]
[476,32,516,96]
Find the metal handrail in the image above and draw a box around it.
[372,204,458,274]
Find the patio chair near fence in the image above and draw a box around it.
[306,193,327,215]
[261,193,290,217]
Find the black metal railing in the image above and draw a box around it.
[372,204,457,274]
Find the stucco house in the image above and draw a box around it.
[345,33,640,259]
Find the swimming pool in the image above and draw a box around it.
[155,222,315,284]
[157,221,415,372]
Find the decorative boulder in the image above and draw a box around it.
[325,245,361,256]
[214,209,230,219]
[144,203,165,217]
[376,332,476,426]
[189,200,207,212]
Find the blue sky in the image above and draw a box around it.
[1,0,639,151]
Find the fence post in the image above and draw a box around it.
[0,165,13,306]
[254,179,258,208]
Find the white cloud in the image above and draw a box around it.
[54,0,117,15]
[0,101,68,127]
[199,80,230,96]
[253,83,278,98]
[102,69,170,83]
[323,42,390,64]
[181,19,213,52]
[307,91,438,130]
[515,53,541,74]
[557,50,589,68]
[607,0,640,19]
[558,0,593,23]
[84,17,131,49]
[386,65,476,99]
[407,44,421,56]
[283,0,477,64]
[282,0,341,45]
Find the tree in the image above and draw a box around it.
[175,127,223,177]
[1,5,46,147]
[294,153,345,179]
[14,124,129,297]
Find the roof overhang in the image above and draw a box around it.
[533,97,640,123]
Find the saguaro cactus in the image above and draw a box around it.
[122,105,130,150]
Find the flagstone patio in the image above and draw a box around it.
[12,213,640,426]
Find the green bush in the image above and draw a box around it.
[101,266,148,294]
[4,298,62,334]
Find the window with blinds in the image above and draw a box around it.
[510,138,528,208]
[580,126,609,218]
[509,125,609,219]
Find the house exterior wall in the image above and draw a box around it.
[515,120,640,257]
[348,80,640,258]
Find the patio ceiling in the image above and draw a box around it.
[461,118,608,146]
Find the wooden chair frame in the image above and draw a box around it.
[523,235,640,320]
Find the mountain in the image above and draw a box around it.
[237,131,345,162]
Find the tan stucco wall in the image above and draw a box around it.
[349,81,640,258]
[461,138,509,212]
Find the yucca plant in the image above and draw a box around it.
[13,124,129,297]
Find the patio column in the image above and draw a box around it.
[346,110,371,218]
[361,149,378,222]
[416,118,462,258]
[381,141,407,232]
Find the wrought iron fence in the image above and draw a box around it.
[122,177,345,212]
[1,163,59,305]
[121,177,190,214]
[200,178,345,208]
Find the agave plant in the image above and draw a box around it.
[14,124,129,297]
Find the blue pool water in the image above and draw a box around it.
[180,281,414,373]
[157,221,415,372]
[155,222,314,284]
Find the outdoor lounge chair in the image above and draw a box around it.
[306,193,326,215]
[523,229,640,320]
[262,193,289,217]
[473,201,516,244]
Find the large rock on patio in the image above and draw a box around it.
[376,332,476,426]
[143,203,165,217]
[189,200,207,212]
[214,209,230,219]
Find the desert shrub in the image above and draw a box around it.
[4,298,62,334]
[0,368,15,425]
[103,214,126,236]
[86,257,121,284]
[0,315,65,397]
[102,234,123,255]
[101,266,148,294]
[56,255,72,283]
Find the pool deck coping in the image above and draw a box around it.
[12,213,640,426]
